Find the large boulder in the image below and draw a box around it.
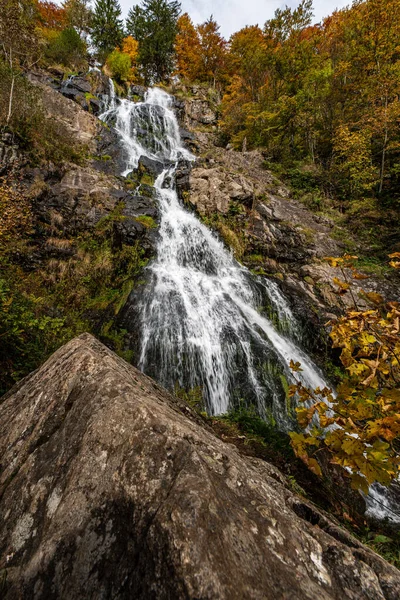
[1,334,399,599]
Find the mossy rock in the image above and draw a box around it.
[134,215,157,229]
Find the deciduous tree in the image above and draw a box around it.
[174,13,201,81]
[289,254,400,493]
[196,16,227,87]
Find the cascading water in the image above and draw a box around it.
[101,86,328,426]
[100,84,400,524]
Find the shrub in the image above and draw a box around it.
[106,49,132,83]
[0,60,83,163]
[44,27,87,68]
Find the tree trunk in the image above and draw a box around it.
[6,74,15,125]
[379,95,388,194]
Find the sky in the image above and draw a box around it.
[119,0,352,38]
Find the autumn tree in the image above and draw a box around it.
[228,26,267,102]
[36,1,66,29]
[126,0,181,84]
[91,0,124,57]
[196,16,227,87]
[174,13,201,81]
[332,125,378,202]
[122,35,139,65]
[106,36,139,83]
[62,0,92,36]
[290,254,400,493]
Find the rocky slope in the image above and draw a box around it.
[1,334,400,599]
[170,84,399,335]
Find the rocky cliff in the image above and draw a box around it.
[0,334,399,599]
[168,84,399,335]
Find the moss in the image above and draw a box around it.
[296,226,315,244]
[245,253,264,264]
[134,215,157,228]
[0,195,150,394]
[141,172,155,186]
[84,92,97,101]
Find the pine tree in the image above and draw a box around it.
[91,0,124,57]
[126,0,181,84]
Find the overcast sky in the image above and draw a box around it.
[118,0,351,38]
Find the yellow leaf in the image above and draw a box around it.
[363,292,384,305]
[351,473,369,494]
[307,458,322,477]
[289,360,303,372]
[342,437,364,456]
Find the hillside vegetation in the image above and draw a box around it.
[1,0,400,532]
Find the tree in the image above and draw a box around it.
[62,0,92,36]
[197,16,227,87]
[332,124,378,202]
[106,37,138,83]
[122,35,139,64]
[126,0,181,84]
[44,27,87,68]
[289,254,400,493]
[175,13,201,81]
[0,0,39,125]
[228,26,267,102]
[37,1,66,30]
[106,50,132,83]
[91,0,124,57]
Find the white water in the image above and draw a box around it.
[99,84,400,524]
[100,86,329,424]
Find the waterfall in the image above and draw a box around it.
[100,86,328,426]
[99,84,400,524]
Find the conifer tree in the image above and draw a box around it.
[91,0,124,57]
[126,0,181,84]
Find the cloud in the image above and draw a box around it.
[119,0,351,38]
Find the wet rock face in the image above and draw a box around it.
[28,164,158,253]
[1,334,400,600]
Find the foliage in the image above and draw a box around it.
[126,0,181,84]
[134,215,157,228]
[0,0,39,68]
[106,49,132,83]
[0,191,149,395]
[174,13,201,81]
[0,61,83,163]
[62,0,92,36]
[175,13,228,86]
[218,0,400,218]
[91,0,124,57]
[289,254,400,493]
[37,1,66,29]
[217,404,294,459]
[122,35,139,64]
[106,35,139,83]
[44,27,87,67]
[196,17,227,87]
